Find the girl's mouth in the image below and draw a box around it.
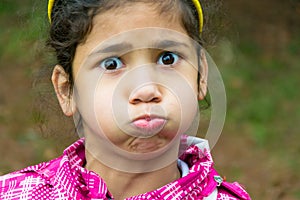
[131,115,166,137]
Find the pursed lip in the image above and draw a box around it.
[133,114,165,121]
[131,114,167,135]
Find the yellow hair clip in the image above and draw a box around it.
[47,0,204,32]
[48,0,55,23]
[191,0,204,33]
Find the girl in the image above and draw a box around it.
[0,0,251,199]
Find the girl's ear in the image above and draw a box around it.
[51,65,76,116]
[198,50,208,100]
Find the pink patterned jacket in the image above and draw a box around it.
[0,136,251,199]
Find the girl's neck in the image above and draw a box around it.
[85,150,181,200]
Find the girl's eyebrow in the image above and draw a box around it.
[89,40,189,57]
[91,42,134,55]
[153,40,189,50]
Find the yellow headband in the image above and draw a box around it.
[48,0,203,32]
[48,0,55,23]
[191,0,204,33]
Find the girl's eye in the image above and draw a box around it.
[99,57,124,70]
[157,52,179,66]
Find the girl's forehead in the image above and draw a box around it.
[77,3,189,57]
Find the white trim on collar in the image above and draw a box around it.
[177,159,189,177]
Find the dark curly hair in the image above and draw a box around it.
[47,0,223,87]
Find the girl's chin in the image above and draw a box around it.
[126,135,173,153]
[130,141,163,153]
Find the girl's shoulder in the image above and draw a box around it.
[179,136,251,200]
[0,139,86,199]
[217,180,251,200]
[0,156,62,199]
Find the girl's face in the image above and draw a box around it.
[53,2,207,163]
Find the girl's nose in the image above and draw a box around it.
[129,84,162,104]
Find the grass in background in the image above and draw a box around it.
[210,24,300,198]
[0,0,71,174]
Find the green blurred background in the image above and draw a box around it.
[0,0,299,199]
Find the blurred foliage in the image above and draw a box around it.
[0,0,300,199]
